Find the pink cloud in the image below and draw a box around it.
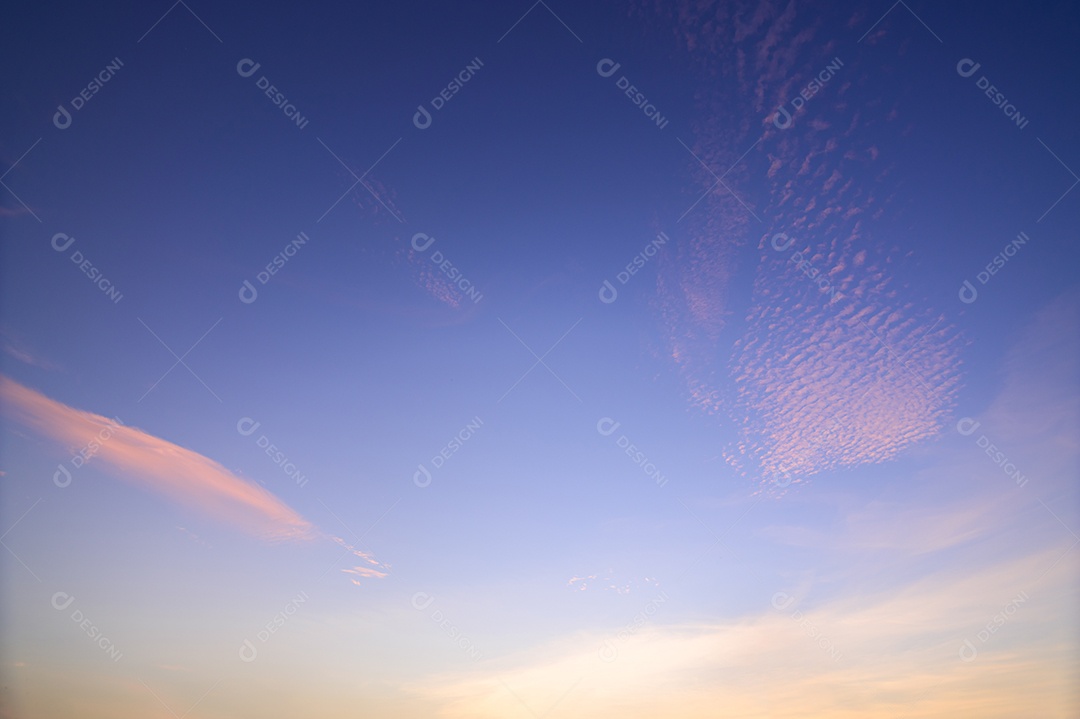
[332,535,391,584]
[640,0,962,487]
[343,565,390,584]
[0,375,314,541]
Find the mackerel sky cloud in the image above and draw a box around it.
[644,0,972,488]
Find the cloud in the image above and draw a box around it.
[349,172,405,225]
[3,344,49,368]
[414,259,467,309]
[343,565,390,583]
[407,541,1076,718]
[0,375,314,541]
[0,377,397,584]
[337,155,479,314]
[729,295,961,487]
[567,573,660,594]
[332,535,392,584]
[1,331,61,371]
[637,0,961,486]
[756,288,1079,564]
[567,575,596,590]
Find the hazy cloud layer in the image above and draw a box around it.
[409,546,1073,719]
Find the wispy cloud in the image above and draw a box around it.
[333,535,392,584]
[0,375,314,541]
[1,330,61,371]
[0,205,36,218]
[1,375,395,583]
[343,565,389,582]
[567,573,660,594]
[414,259,467,310]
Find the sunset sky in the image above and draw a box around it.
[2,1,1078,717]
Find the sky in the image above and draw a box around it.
[1,1,1078,717]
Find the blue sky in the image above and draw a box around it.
[2,1,1079,717]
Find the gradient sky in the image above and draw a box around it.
[2,1,1079,717]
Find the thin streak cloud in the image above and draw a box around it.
[0,375,314,541]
